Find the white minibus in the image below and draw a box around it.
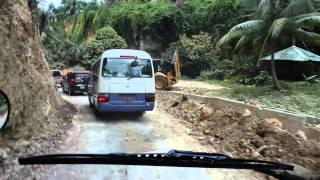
[88,49,155,114]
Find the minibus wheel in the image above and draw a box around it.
[133,111,144,118]
[94,108,102,117]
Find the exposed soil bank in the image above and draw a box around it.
[0,99,75,179]
[157,92,320,172]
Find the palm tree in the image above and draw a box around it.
[61,0,88,17]
[217,0,320,90]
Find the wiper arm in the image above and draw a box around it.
[19,150,293,174]
[127,76,134,80]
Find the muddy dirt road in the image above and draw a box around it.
[37,93,265,180]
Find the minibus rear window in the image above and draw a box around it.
[102,58,152,78]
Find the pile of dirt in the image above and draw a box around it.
[157,93,320,171]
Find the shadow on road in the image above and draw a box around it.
[93,111,146,123]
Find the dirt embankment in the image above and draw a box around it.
[0,1,75,178]
[157,93,320,172]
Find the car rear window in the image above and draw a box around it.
[52,71,61,77]
[74,73,89,78]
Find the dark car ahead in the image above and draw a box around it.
[62,71,90,95]
[51,70,63,87]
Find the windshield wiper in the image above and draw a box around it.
[19,150,295,179]
[127,75,134,80]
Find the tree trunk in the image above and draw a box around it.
[139,32,144,50]
[0,0,71,139]
[270,53,282,90]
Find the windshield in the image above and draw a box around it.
[102,58,152,78]
[74,73,89,78]
[52,71,61,77]
[74,73,89,83]
[2,0,320,179]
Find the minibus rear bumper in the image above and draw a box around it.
[96,102,155,112]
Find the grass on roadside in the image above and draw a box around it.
[197,78,320,118]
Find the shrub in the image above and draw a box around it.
[239,71,271,86]
[81,26,127,68]
[254,71,271,86]
[163,32,217,77]
[200,69,226,80]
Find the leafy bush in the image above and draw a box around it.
[110,1,183,50]
[81,26,127,68]
[239,71,271,86]
[163,32,217,77]
[254,71,271,86]
[200,69,226,80]
[229,55,258,76]
[239,77,255,85]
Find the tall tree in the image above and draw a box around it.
[217,0,320,90]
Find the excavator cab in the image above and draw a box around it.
[153,50,181,90]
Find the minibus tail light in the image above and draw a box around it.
[98,94,109,103]
[145,93,155,102]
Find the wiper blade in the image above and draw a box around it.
[19,150,293,171]
[127,76,134,80]
[19,150,295,179]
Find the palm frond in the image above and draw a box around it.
[294,12,320,19]
[282,0,315,17]
[235,35,253,51]
[295,28,320,44]
[217,20,264,47]
[268,18,288,39]
[257,0,271,17]
[296,15,320,26]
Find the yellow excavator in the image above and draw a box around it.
[153,50,181,90]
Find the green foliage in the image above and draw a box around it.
[42,25,84,68]
[143,2,184,49]
[217,0,320,52]
[200,69,226,80]
[254,70,271,86]
[302,74,319,85]
[178,32,217,77]
[93,6,110,30]
[0,94,6,106]
[41,0,320,84]
[227,55,258,76]
[217,0,320,89]
[109,1,183,50]
[181,0,246,36]
[69,65,86,70]
[82,26,127,68]
[71,13,86,42]
[70,3,99,42]
[239,71,271,86]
